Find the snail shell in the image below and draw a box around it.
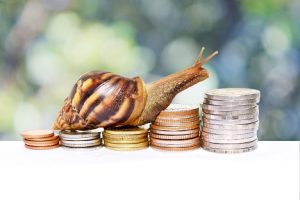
[53,48,218,130]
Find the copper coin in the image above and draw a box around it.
[153,120,200,127]
[150,139,200,148]
[21,129,54,139]
[151,144,200,151]
[150,128,199,135]
[156,114,199,120]
[25,135,59,142]
[24,137,60,147]
[150,132,199,140]
[151,124,199,131]
[25,144,60,150]
[157,104,199,117]
[155,115,199,122]
[150,137,200,145]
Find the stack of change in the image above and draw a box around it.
[21,129,60,150]
[103,127,149,151]
[201,88,260,154]
[150,104,201,151]
[59,130,102,149]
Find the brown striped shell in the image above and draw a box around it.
[53,48,218,130]
[53,71,147,130]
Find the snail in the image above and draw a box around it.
[53,48,218,130]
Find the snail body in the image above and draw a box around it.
[53,48,218,130]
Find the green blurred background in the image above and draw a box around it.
[0,0,299,140]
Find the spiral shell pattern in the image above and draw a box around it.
[53,71,147,130]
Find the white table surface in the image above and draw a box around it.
[0,141,299,200]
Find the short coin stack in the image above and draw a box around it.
[201,88,260,153]
[21,129,60,150]
[59,130,102,149]
[103,127,149,151]
[150,104,201,151]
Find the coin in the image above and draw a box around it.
[104,137,148,144]
[59,130,100,140]
[202,139,257,149]
[201,103,256,111]
[151,124,199,131]
[61,138,101,148]
[203,121,259,130]
[151,144,200,151]
[24,137,60,147]
[203,112,258,120]
[25,144,60,150]
[150,139,200,148]
[153,120,200,127]
[202,117,258,125]
[21,129,54,139]
[202,126,258,134]
[105,145,148,151]
[205,88,260,101]
[203,106,258,115]
[150,128,199,135]
[104,127,148,135]
[202,145,257,154]
[201,131,256,139]
[25,135,59,142]
[157,104,199,117]
[62,146,102,151]
[103,133,148,141]
[155,116,199,123]
[150,137,200,145]
[104,140,149,148]
[201,136,257,144]
[150,132,199,140]
[203,98,259,106]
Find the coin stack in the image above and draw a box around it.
[21,129,60,150]
[201,88,260,154]
[150,104,201,151]
[59,130,102,149]
[103,127,149,151]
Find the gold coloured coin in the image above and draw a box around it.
[105,145,148,151]
[104,140,149,148]
[104,127,148,135]
[104,137,148,144]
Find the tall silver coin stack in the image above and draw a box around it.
[200,88,260,154]
[59,130,102,149]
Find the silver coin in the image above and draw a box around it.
[202,106,259,116]
[202,139,258,149]
[202,145,257,154]
[201,103,257,111]
[60,135,100,141]
[202,126,258,134]
[203,98,259,106]
[201,131,256,139]
[59,130,101,140]
[203,117,259,125]
[205,88,260,101]
[203,121,259,130]
[203,112,258,120]
[61,138,102,148]
[201,135,257,144]
[61,146,102,151]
